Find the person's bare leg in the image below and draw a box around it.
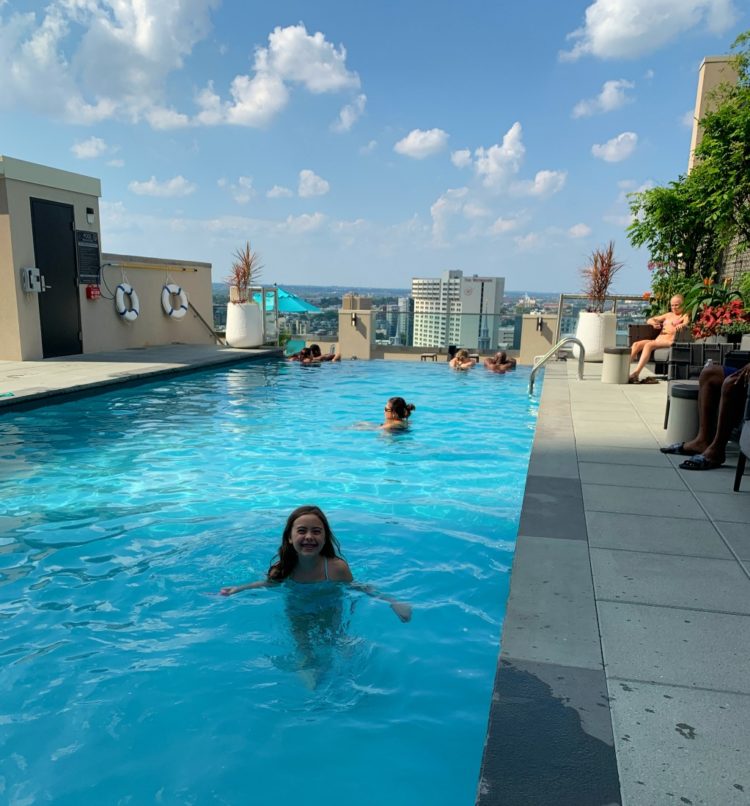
[630,337,671,381]
[699,373,747,464]
[630,339,647,363]
[682,366,724,453]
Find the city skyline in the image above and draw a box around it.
[2,1,747,293]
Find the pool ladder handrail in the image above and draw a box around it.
[529,337,585,395]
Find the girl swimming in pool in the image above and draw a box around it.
[220,505,412,621]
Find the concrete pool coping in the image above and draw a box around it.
[477,360,750,806]
[0,344,282,410]
[2,348,748,803]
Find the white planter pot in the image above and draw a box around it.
[225,302,263,348]
[572,311,616,362]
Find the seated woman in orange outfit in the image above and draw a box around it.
[629,294,689,383]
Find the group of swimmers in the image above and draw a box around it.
[449,348,518,374]
[288,343,342,363]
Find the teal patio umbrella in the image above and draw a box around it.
[252,287,321,313]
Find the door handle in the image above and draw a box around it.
[41,276,53,291]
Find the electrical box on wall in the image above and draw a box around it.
[21,267,42,293]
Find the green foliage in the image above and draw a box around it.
[691,31,750,253]
[627,174,724,279]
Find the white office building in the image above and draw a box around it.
[411,270,505,350]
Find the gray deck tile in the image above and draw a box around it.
[574,432,661,450]
[586,511,733,558]
[579,462,687,490]
[518,475,586,540]
[598,601,750,692]
[714,521,750,561]
[582,484,706,519]
[691,490,750,523]
[591,548,750,613]
[527,446,579,479]
[673,462,743,494]
[501,536,603,670]
[609,680,750,806]
[575,445,672,467]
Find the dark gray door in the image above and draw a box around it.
[30,198,82,358]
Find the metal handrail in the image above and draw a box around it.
[529,337,585,395]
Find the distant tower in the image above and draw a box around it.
[411,270,505,349]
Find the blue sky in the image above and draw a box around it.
[1,1,747,292]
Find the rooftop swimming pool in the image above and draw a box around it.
[0,358,539,805]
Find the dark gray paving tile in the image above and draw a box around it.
[527,446,579,479]
[579,462,686,491]
[518,475,586,540]
[478,658,621,806]
[582,484,705,519]
[692,490,750,524]
[501,536,602,670]
[598,602,750,692]
[591,549,750,613]
[586,512,733,559]
[715,521,750,561]
[608,680,750,806]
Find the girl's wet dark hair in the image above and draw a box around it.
[310,344,322,357]
[387,396,416,420]
[268,505,342,581]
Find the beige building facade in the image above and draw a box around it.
[0,156,214,361]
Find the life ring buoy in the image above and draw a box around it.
[162,283,188,319]
[115,283,139,322]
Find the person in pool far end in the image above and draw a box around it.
[483,351,517,373]
[382,396,416,430]
[449,349,476,371]
[220,505,412,621]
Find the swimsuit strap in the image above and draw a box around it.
[324,557,329,581]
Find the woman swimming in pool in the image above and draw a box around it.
[382,396,416,430]
[220,505,412,621]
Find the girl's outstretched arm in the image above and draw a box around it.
[220,580,279,596]
[349,582,412,622]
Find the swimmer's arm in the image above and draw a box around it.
[349,582,413,622]
[220,579,280,596]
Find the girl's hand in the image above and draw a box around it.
[390,601,413,622]
[220,586,240,596]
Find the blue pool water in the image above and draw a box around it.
[0,359,539,806]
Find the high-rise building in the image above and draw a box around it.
[411,270,505,350]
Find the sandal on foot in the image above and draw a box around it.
[679,454,724,471]
[639,376,659,384]
[660,443,698,456]
[628,374,639,384]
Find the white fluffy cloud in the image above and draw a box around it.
[71,136,108,159]
[430,187,468,242]
[332,93,366,132]
[0,11,358,129]
[359,140,377,155]
[267,185,294,198]
[569,223,592,238]
[298,169,330,198]
[394,128,449,159]
[0,0,218,124]
[219,176,254,204]
[512,170,567,198]
[591,132,638,162]
[515,232,540,250]
[473,122,525,188]
[128,175,196,197]
[572,79,635,118]
[561,0,737,61]
[490,216,522,234]
[451,149,472,168]
[196,23,359,128]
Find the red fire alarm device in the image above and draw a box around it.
[86,284,101,300]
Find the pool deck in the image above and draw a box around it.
[0,344,282,409]
[1,348,748,804]
[478,360,750,806]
